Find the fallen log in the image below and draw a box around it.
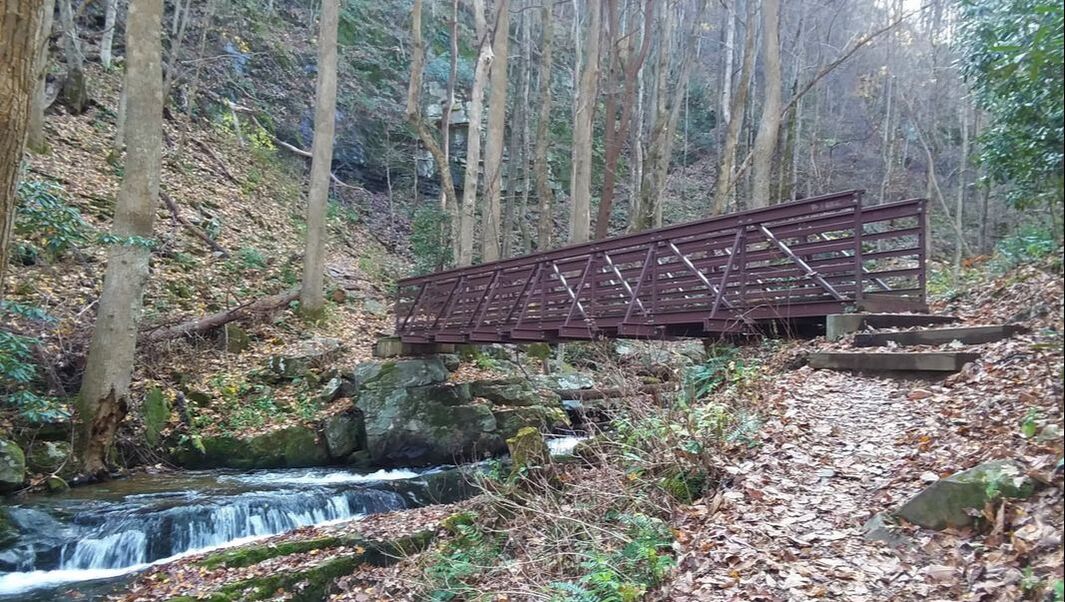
[552,383,676,401]
[141,288,298,343]
[160,191,229,257]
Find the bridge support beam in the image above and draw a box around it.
[374,336,457,358]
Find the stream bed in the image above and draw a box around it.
[0,465,469,600]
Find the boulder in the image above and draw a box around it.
[894,460,1037,530]
[266,337,343,380]
[0,440,26,492]
[143,387,172,446]
[174,425,330,469]
[346,357,449,390]
[469,378,544,406]
[26,441,73,478]
[322,410,364,459]
[223,324,253,353]
[492,406,570,438]
[506,427,548,471]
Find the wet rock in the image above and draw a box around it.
[266,337,343,380]
[26,441,73,478]
[174,425,330,469]
[894,460,1037,529]
[0,439,25,492]
[45,475,69,493]
[143,387,172,447]
[322,410,364,459]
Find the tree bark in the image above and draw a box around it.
[100,0,117,68]
[568,0,600,244]
[533,0,554,250]
[750,0,781,207]
[26,0,54,153]
[1,0,45,302]
[58,0,87,113]
[406,0,459,264]
[720,0,735,131]
[594,0,653,239]
[481,0,510,262]
[77,0,162,478]
[458,0,491,265]
[440,0,459,260]
[711,0,757,214]
[298,0,338,316]
[141,288,297,342]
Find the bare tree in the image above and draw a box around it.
[712,0,757,213]
[568,0,600,244]
[458,0,491,265]
[26,0,55,153]
[298,0,339,316]
[482,0,510,262]
[1,0,45,300]
[750,0,781,206]
[533,0,555,250]
[594,0,653,239]
[406,0,460,263]
[58,0,87,113]
[100,0,118,68]
[77,0,163,477]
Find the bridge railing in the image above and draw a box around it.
[394,190,927,342]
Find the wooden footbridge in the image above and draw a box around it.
[393,190,928,343]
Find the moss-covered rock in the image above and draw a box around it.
[492,406,570,438]
[506,427,548,471]
[894,460,1037,529]
[346,357,450,390]
[266,337,343,381]
[469,378,543,406]
[173,425,330,469]
[25,440,73,478]
[0,439,25,492]
[143,387,171,446]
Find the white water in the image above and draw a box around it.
[0,466,447,598]
[547,435,588,456]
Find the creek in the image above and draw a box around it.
[0,465,466,600]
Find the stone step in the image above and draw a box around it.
[853,324,1026,348]
[826,313,960,341]
[808,351,980,372]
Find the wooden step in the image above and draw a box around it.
[826,313,960,341]
[855,293,929,314]
[808,351,980,372]
[853,324,1026,348]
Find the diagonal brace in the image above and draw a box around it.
[759,224,845,300]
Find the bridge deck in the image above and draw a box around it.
[394,190,928,343]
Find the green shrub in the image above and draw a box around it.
[14,181,90,261]
[989,225,1060,273]
[410,204,452,274]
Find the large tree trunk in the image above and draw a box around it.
[458,0,491,265]
[1,0,45,301]
[440,0,460,261]
[719,0,735,132]
[711,0,757,214]
[750,0,780,207]
[298,0,338,316]
[481,0,510,262]
[76,0,162,478]
[533,0,554,250]
[58,0,87,113]
[26,0,54,153]
[100,0,118,68]
[568,0,600,244]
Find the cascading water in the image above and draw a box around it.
[0,466,460,599]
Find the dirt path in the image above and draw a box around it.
[663,366,956,601]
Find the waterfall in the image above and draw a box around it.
[0,466,457,598]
